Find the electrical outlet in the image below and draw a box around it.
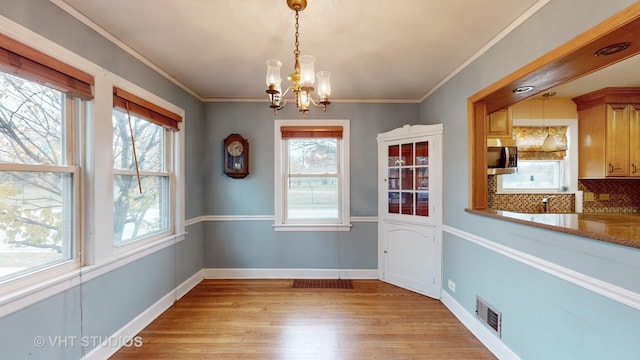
[599,193,610,200]
[584,192,595,201]
[448,279,456,293]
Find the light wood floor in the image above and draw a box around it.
[110,279,496,360]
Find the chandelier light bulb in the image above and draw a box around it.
[316,71,331,97]
[299,55,316,87]
[266,59,283,88]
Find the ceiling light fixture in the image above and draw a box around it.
[512,86,535,94]
[265,0,331,117]
[594,42,631,57]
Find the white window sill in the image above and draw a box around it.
[273,223,352,232]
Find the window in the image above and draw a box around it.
[274,120,350,231]
[498,122,577,194]
[112,88,181,245]
[501,160,563,190]
[0,36,92,285]
[0,74,81,283]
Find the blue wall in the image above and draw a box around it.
[0,0,205,358]
[201,102,417,269]
[3,0,640,359]
[420,0,640,359]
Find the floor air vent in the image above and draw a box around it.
[476,296,502,338]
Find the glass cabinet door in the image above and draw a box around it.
[386,140,429,217]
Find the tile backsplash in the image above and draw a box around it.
[488,176,640,213]
[487,176,574,213]
[579,179,640,213]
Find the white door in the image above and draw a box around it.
[377,124,443,299]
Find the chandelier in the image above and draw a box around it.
[265,0,331,116]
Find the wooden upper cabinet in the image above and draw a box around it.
[573,88,640,178]
[605,104,630,176]
[486,108,512,139]
[630,105,640,176]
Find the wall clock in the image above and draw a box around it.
[223,134,249,178]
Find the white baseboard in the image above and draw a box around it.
[176,269,204,300]
[440,290,521,360]
[82,272,203,360]
[203,268,379,280]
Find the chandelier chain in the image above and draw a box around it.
[294,11,300,56]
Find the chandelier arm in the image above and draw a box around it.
[280,85,293,98]
[309,97,328,110]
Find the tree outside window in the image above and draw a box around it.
[0,72,75,280]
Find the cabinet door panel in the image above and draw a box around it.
[605,104,630,176]
[630,105,640,176]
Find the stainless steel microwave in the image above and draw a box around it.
[487,138,517,175]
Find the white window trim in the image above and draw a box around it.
[0,88,83,296]
[0,14,187,316]
[274,119,351,232]
[106,75,184,256]
[497,118,578,195]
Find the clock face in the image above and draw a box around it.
[227,140,244,156]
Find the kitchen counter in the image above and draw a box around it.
[466,209,640,249]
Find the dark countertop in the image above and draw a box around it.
[466,209,640,249]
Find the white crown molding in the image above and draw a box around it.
[49,0,203,101]
[419,0,551,102]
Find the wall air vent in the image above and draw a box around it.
[476,296,502,338]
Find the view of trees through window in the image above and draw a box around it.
[0,73,73,280]
[112,109,169,245]
[0,70,172,282]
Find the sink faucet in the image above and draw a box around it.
[541,195,557,213]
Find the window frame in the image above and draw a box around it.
[0,77,84,294]
[274,119,351,232]
[497,118,578,195]
[111,90,178,248]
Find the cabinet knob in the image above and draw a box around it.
[633,164,637,174]
[609,163,614,173]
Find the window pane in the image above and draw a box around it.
[401,143,413,166]
[415,141,429,165]
[0,73,64,165]
[113,109,164,171]
[0,171,73,281]
[416,192,429,216]
[114,175,169,245]
[287,176,338,219]
[288,138,337,175]
[416,167,429,190]
[401,168,414,190]
[401,192,414,215]
[388,168,399,190]
[502,161,560,189]
[388,192,400,214]
[388,145,399,167]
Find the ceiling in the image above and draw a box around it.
[56,0,545,102]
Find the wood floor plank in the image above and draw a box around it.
[110,279,496,359]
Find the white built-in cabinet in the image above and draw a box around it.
[376,124,443,299]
